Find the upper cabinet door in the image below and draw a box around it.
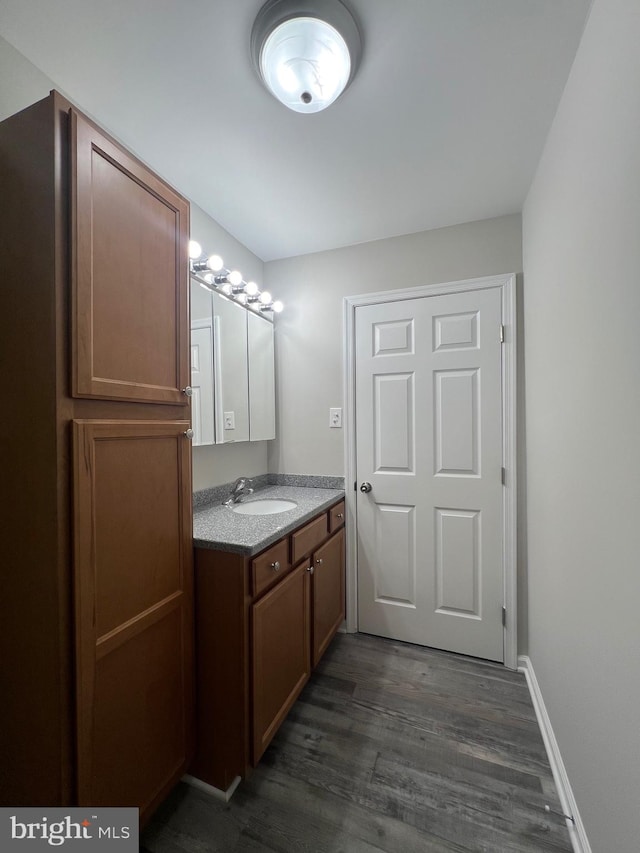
[70,109,190,404]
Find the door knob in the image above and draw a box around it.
[360,482,372,493]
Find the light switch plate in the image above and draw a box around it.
[224,411,235,430]
[329,408,342,428]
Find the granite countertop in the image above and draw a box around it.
[193,484,345,556]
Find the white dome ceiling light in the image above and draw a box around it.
[251,0,362,114]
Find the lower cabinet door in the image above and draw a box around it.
[252,562,311,764]
[312,529,345,667]
[73,419,194,821]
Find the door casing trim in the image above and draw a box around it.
[343,273,518,669]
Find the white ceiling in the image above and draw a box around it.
[0,0,591,261]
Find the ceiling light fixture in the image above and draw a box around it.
[251,0,362,114]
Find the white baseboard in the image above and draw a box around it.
[518,656,591,853]
[182,773,241,803]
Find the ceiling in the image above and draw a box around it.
[0,0,591,261]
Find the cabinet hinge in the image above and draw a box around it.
[502,606,506,627]
[500,323,505,343]
[501,467,506,486]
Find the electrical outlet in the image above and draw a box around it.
[224,411,235,430]
[329,408,342,428]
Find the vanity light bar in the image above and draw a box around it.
[188,242,283,315]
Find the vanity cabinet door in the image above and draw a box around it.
[251,562,311,764]
[311,529,345,668]
[70,109,190,405]
[73,419,194,821]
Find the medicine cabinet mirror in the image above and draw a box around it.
[190,277,275,446]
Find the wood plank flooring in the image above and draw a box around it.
[142,633,573,853]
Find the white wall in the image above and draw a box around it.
[522,1,640,849]
[265,214,522,476]
[0,34,55,119]
[190,203,269,489]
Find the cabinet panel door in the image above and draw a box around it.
[252,563,310,764]
[71,109,189,404]
[312,529,345,667]
[73,420,194,820]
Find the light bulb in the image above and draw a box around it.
[245,281,259,296]
[204,273,214,284]
[229,270,243,286]
[207,254,224,272]
[259,291,272,304]
[272,300,284,313]
[221,283,233,296]
[235,293,247,304]
[260,18,352,114]
[188,240,202,259]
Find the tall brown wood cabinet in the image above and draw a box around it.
[0,91,193,823]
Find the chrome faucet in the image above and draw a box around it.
[223,477,254,506]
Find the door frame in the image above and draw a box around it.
[343,273,517,669]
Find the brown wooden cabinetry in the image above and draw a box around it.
[311,528,346,667]
[71,110,189,404]
[252,561,311,763]
[0,92,192,821]
[192,501,345,791]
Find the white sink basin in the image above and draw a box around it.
[231,499,298,516]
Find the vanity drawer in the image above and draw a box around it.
[329,501,345,532]
[252,538,291,598]
[291,513,328,564]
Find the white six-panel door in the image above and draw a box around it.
[355,286,504,661]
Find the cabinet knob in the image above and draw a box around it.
[182,386,193,397]
[336,513,344,519]
[316,558,323,566]
[271,561,281,572]
[306,565,314,574]
[184,428,194,439]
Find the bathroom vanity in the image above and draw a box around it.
[191,486,345,792]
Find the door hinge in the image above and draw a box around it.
[500,323,505,343]
[501,467,506,486]
[354,480,358,491]
[502,606,506,627]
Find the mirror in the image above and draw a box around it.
[190,277,276,446]
[248,309,276,441]
[212,291,250,443]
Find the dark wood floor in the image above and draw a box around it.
[142,633,573,852]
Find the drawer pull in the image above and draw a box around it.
[271,561,281,572]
